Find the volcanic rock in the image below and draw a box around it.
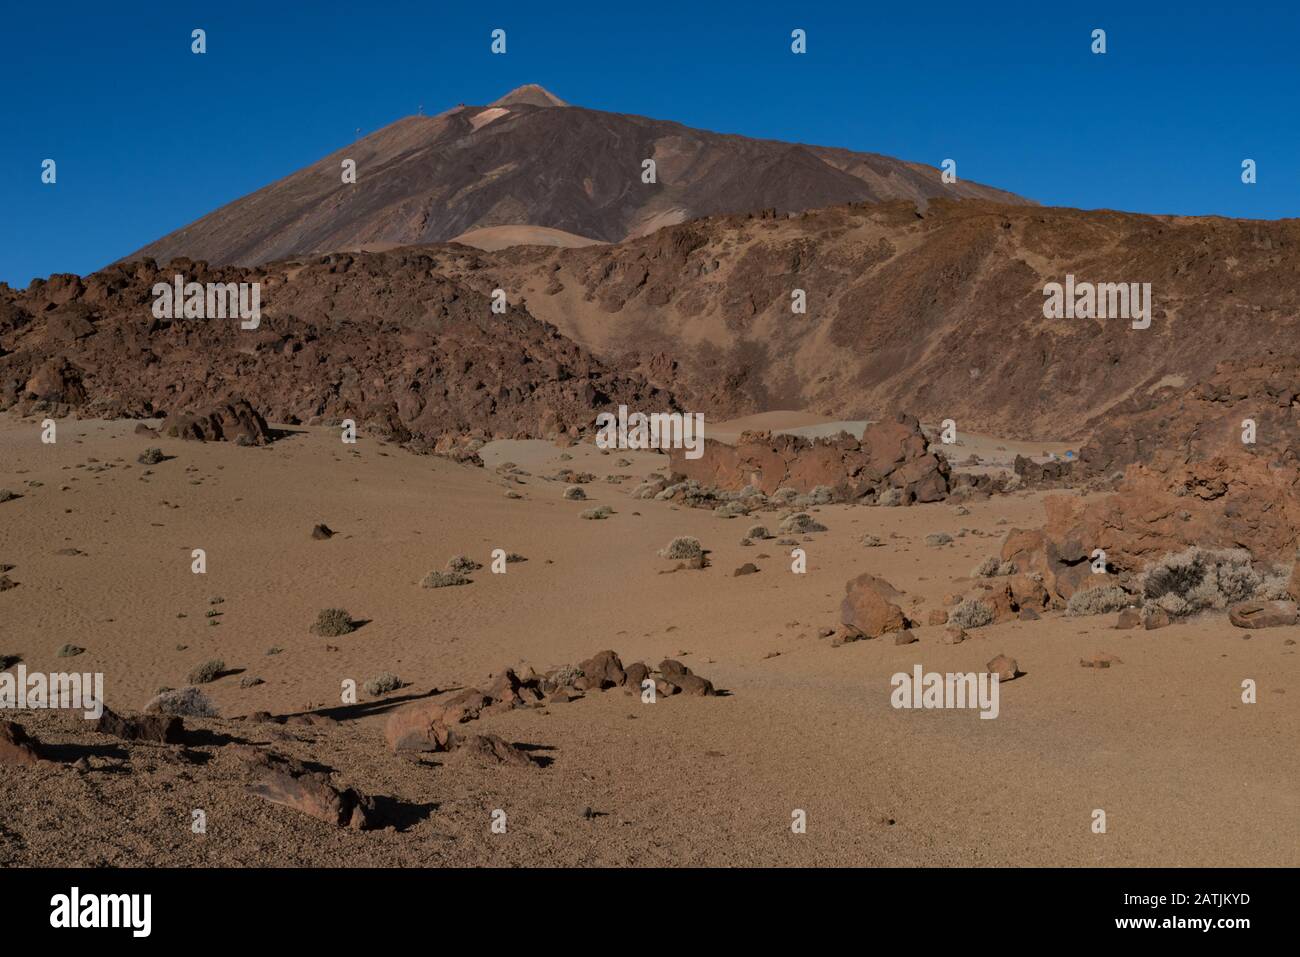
[161,398,270,445]
[0,720,43,765]
[987,655,1019,681]
[576,650,626,690]
[840,573,910,638]
[237,746,382,829]
[94,707,185,744]
[1228,600,1299,629]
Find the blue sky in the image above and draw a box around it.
[3,0,1297,286]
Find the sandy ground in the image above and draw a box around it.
[449,225,605,251]
[0,414,1295,866]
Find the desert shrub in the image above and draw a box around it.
[146,687,219,717]
[187,658,225,684]
[57,644,85,657]
[562,485,586,500]
[422,570,471,588]
[447,555,481,573]
[311,607,355,635]
[746,525,773,541]
[972,556,1001,578]
[925,532,953,547]
[877,487,903,507]
[1066,585,1132,617]
[770,488,799,505]
[1140,547,1263,615]
[862,534,884,547]
[948,598,995,630]
[137,448,164,465]
[550,663,583,687]
[715,501,749,518]
[363,673,402,696]
[659,536,702,560]
[0,489,17,503]
[580,505,614,520]
[807,485,835,505]
[780,512,827,534]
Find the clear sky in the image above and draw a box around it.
[3,0,1297,287]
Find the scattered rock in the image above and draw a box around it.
[1080,652,1123,669]
[94,707,184,744]
[1115,608,1142,629]
[986,655,1020,681]
[840,572,910,639]
[941,626,968,645]
[446,732,537,767]
[236,746,382,829]
[1228,600,1299,629]
[311,523,335,540]
[0,720,43,765]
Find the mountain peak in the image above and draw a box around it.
[490,83,569,109]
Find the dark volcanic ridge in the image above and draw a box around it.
[0,251,681,447]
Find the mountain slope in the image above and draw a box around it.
[121,85,1030,267]
[419,198,1300,441]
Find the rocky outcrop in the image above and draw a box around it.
[668,412,950,503]
[160,398,271,445]
[0,254,679,444]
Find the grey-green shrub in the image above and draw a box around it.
[422,570,471,588]
[1065,585,1132,617]
[311,607,355,635]
[659,536,702,560]
[187,658,225,684]
[363,673,401,696]
[948,598,995,630]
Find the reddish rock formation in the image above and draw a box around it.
[840,573,911,637]
[668,412,950,502]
